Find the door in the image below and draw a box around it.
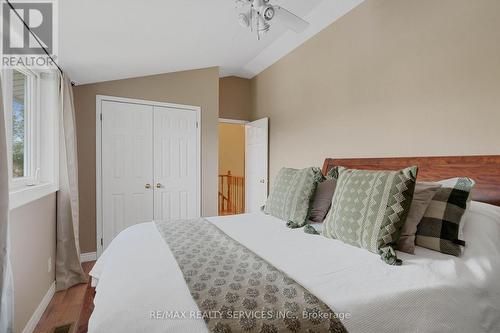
[153,106,199,220]
[101,101,153,250]
[245,118,269,213]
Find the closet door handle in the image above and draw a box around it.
[145,184,151,189]
[156,183,162,189]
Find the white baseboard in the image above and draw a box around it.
[22,281,55,333]
[80,252,97,263]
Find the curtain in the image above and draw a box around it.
[56,74,86,291]
[0,74,14,332]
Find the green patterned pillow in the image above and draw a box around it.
[322,166,418,265]
[264,167,323,227]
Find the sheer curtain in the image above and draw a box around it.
[0,75,14,332]
[55,74,87,290]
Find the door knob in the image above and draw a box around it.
[259,179,265,183]
[145,184,151,189]
[156,183,162,189]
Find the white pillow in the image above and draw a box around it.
[310,222,323,234]
[462,201,500,259]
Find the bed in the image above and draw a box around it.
[89,156,500,333]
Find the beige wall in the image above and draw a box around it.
[219,123,245,177]
[219,76,252,120]
[73,67,219,253]
[10,194,56,333]
[251,0,500,181]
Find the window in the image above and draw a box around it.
[12,70,31,179]
[7,68,38,187]
[2,67,59,209]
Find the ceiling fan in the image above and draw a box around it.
[236,0,310,39]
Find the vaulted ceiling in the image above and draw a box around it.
[59,0,364,85]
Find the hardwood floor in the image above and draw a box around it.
[34,261,95,333]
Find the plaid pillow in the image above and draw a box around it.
[416,178,475,256]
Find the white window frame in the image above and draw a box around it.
[2,67,59,209]
[7,67,40,187]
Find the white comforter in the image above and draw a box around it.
[89,202,500,332]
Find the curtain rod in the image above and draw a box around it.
[5,0,75,86]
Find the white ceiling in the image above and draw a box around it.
[59,0,364,85]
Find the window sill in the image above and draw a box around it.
[9,182,58,210]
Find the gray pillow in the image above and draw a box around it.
[308,179,337,223]
[397,182,442,254]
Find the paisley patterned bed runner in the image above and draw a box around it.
[155,218,347,333]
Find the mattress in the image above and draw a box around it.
[89,203,500,332]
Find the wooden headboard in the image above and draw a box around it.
[322,155,500,207]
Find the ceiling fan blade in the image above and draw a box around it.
[273,6,309,33]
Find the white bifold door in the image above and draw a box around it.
[100,99,199,252]
[153,106,199,221]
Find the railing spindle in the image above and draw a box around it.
[218,171,245,215]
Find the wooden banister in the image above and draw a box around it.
[218,171,245,215]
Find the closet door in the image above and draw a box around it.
[153,106,199,221]
[101,101,153,250]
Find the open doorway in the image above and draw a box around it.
[218,118,269,216]
[218,120,246,215]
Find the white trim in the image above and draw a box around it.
[95,95,202,258]
[22,281,56,333]
[2,68,60,209]
[95,96,102,257]
[80,252,97,263]
[9,182,57,210]
[196,107,202,222]
[96,95,201,111]
[218,118,249,124]
[8,68,40,186]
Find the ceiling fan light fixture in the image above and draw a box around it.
[257,15,270,32]
[235,0,309,38]
[260,5,275,21]
[238,12,250,28]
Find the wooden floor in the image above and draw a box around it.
[34,261,95,333]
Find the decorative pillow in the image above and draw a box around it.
[264,167,323,227]
[397,182,442,254]
[308,179,337,223]
[322,166,418,265]
[416,177,475,256]
[307,222,324,234]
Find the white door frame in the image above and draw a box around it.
[96,95,201,257]
[219,118,249,124]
